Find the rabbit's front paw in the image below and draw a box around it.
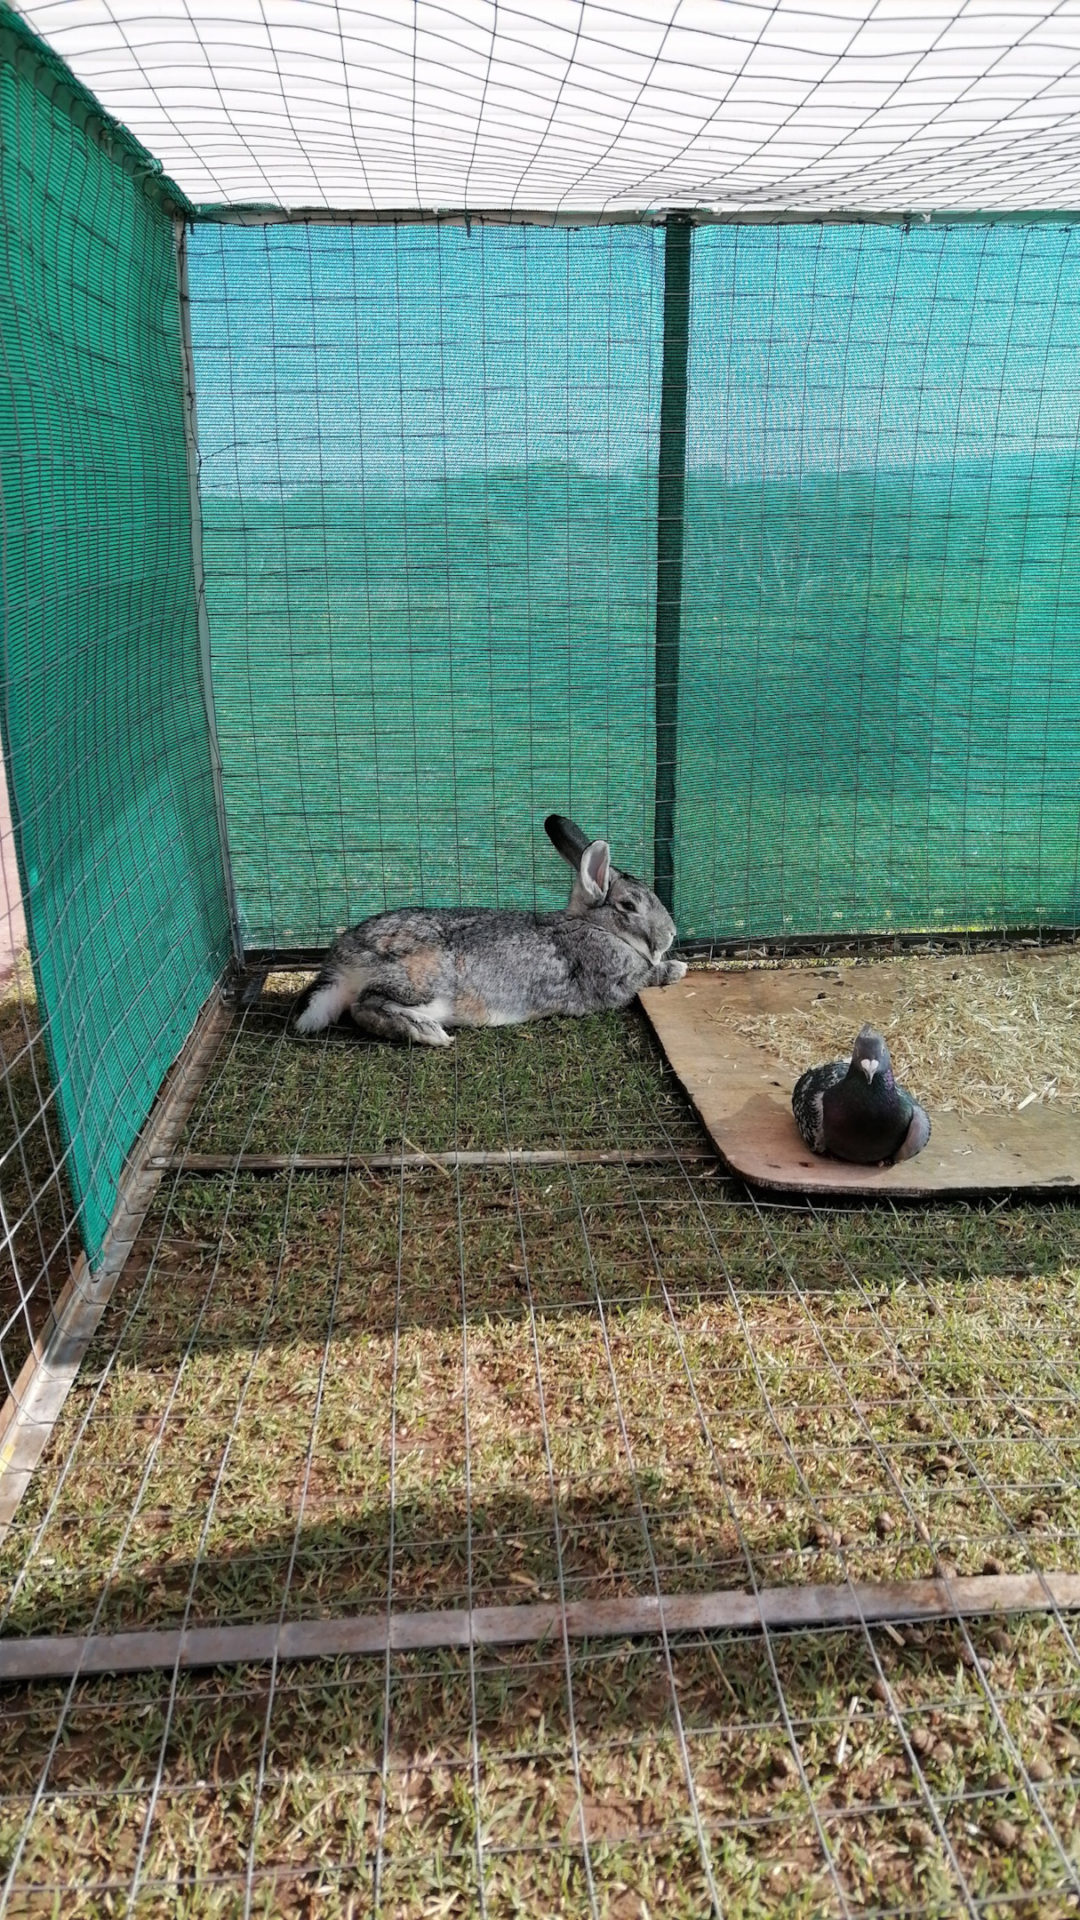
[662,958,688,984]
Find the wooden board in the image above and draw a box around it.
[639,963,1080,1197]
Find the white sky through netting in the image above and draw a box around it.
[17,1,1080,212]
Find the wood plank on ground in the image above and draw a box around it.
[639,964,1080,1197]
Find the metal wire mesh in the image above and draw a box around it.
[3,13,1080,1914]
[186,216,664,949]
[0,9,231,1453]
[2,989,1079,1913]
[3,1619,1080,1915]
[180,212,1080,952]
[679,218,1080,940]
[13,1,1080,216]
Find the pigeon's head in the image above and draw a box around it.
[849,1025,893,1087]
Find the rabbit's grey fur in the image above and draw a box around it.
[295,814,686,1046]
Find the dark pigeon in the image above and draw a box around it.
[792,1025,931,1165]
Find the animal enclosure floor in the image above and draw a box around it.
[641,952,1080,1196]
[3,987,1080,1916]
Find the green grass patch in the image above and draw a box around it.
[182,995,703,1159]
[4,1155,1080,1636]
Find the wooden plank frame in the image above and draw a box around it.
[156,1147,717,1175]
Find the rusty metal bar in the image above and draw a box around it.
[3,1573,1078,1683]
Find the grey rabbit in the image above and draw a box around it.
[295,813,687,1045]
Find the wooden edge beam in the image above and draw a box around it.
[3,1572,1078,1684]
[0,996,232,1537]
[154,1147,718,1175]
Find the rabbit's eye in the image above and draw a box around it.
[621,900,638,915]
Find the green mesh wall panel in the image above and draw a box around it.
[0,24,231,1258]
[187,222,664,949]
[678,223,1080,941]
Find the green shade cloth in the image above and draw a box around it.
[678,222,1080,938]
[188,221,665,947]
[0,17,231,1258]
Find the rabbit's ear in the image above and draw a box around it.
[544,814,591,866]
[578,839,612,903]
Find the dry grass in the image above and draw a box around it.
[703,946,1080,1116]
[4,1162,1080,1643]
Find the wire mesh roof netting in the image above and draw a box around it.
[12,0,1080,217]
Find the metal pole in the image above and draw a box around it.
[652,214,692,912]
[174,217,244,967]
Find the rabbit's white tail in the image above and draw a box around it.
[295,969,354,1034]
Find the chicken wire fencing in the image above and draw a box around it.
[2,4,1080,1915]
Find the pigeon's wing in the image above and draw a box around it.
[893,1101,931,1162]
[792,1059,847,1153]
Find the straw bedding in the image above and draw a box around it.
[703,947,1080,1117]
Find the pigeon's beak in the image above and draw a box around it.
[859,1057,881,1083]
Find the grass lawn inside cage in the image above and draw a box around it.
[3,1615,1080,1919]
[3,977,1080,1917]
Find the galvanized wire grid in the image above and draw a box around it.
[184,213,665,954]
[0,941,78,1408]
[14,1,1080,215]
[181,207,1080,955]
[2,988,1080,1914]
